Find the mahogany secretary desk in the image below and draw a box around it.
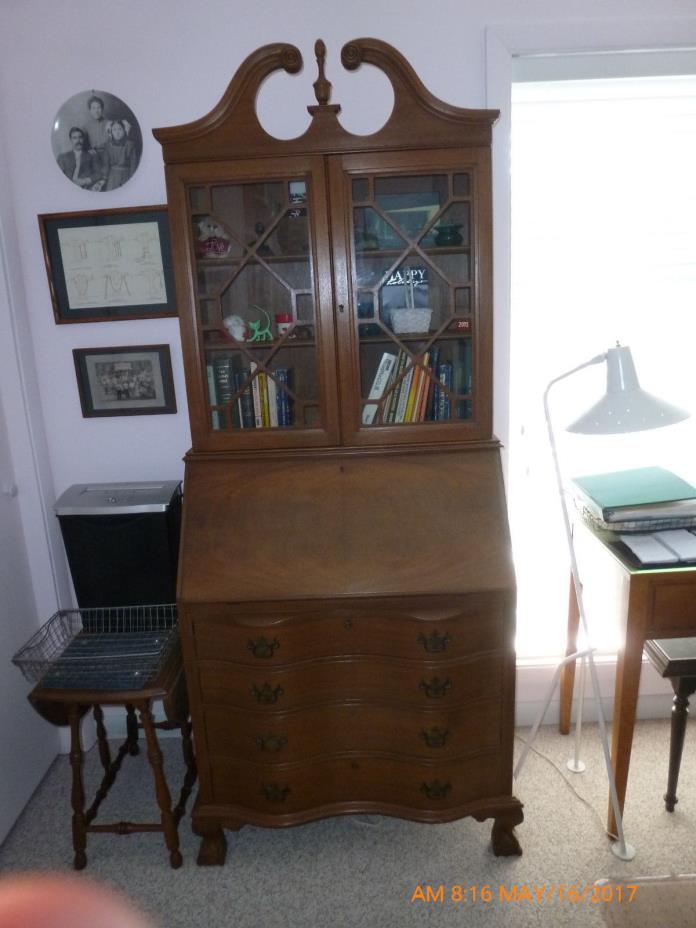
[154,37,523,865]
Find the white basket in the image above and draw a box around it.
[388,307,433,334]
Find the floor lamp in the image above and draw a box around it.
[514,343,690,861]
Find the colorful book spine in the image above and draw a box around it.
[213,356,239,428]
[395,364,414,423]
[274,368,291,426]
[362,352,397,425]
[425,346,441,421]
[436,361,453,421]
[250,361,263,428]
[234,369,255,428]
[266,373,278,427]
[386,350,408,423]
[404,361,422,422]
[259,372,270,427]
[207,363,221,430]
[413,351,430,422]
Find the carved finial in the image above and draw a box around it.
[313,39,332,106]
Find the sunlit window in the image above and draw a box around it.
[510,74,696,659]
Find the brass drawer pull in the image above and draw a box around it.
[418,630,451,653]
[251,683,284,704]
[248,636,280,659]
[420,780,452,800]
[419,676,452,699]
[262,783,291,802]
[256,734,288,752]
[421,727,451,748]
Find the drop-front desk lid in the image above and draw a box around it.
[55,481,182,516]
[179,449,515,603]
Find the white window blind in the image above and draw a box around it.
[510,73,696,659]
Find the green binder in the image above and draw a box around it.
[571,466,696,523]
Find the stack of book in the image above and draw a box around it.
[362,348,465,426]
[208,358,293,429]
[571,466,696,533]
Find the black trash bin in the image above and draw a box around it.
[55,481,182,608]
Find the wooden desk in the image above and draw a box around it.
[559,522,696,835]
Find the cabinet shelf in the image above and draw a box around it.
[196,252,311,267]
[204,339,316,352]
[356,245,471,258]
[359,330,471,345]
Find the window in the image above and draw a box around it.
[510,67,696,659]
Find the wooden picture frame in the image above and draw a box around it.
[39,205,176,323]
[73,344,177,417]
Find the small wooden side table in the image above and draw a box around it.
[643,637,696,813]
[559,521,696,835]
[29,641,196,870]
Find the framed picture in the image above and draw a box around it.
[73,345,177,418]
[39,205,176,323]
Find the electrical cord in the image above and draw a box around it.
[514,733,620,843]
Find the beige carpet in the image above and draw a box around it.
[1,719,695,927]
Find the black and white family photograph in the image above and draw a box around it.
[52,89,142,192]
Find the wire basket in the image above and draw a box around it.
[12,604,178,691]
[389,307,433,334]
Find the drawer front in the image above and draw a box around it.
[198,653,502,711]
[189,598,506,666]
[651,582,696,635]
[210,752,504,812]
[204,698,502,762]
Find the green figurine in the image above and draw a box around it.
[246,304,273,342]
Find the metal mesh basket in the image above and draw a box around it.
[12,604,178,691]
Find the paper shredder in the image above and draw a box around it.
[54,481,182,608]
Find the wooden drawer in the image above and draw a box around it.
[651,582,696,635]
[204,698,502,762]
[198,652,502,711]
[210,752,504,813]
[188,597,506,666]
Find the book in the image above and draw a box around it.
[250,361,263,428]
[206,363,221,430]
[234,369,255,428]
[414,352,430,422]
[362,352,397,425]
[572,467,696,524]
[395,363,414,423]
[386,350,408,423]
[425,346,441,421]
[212,356,239,428]
[404,362,421,422]
[274,368,292,426]
[436,361,453,421]
[266,373,278,427]
[259,372,270,427]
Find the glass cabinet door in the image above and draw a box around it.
[332,153,491,444]
[185,162,337,446]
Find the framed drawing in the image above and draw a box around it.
[39,205,176,323]
[73,344,177,418]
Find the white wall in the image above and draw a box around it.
[0,0,694,724]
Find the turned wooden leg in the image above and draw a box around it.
[125,703,140,756]
[194,820,228,866]
[68,705,88,870]
[665,679,696,812]
[93,705,111,772]
[490,806,524,857]
[173,719,197,823]
[138,702,182,869]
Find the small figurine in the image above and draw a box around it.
[246,304,274,342]
[195,216,232,258]
[223,314,248,341]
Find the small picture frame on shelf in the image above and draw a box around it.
[39,205,176,323]
[73,344,177,418]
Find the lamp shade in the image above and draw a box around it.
[566,345,690,435]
